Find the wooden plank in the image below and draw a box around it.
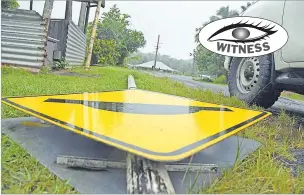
[126,154,175,194]
[56,155,218,173]
[29,0,33,10]
[126,75,171,194]
[78,2,87,32]
[57,155,125,170]
[165,163,218,173]
[65,0,73,21]
[73,0,105,8]
[84,2,90,34]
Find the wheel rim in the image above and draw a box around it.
[236,57,260,93]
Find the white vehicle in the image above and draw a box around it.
[224,1,304,108]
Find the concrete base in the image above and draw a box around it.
[2,117,261,194]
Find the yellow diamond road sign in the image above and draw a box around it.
[2,89,271,161]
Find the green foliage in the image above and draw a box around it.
[194,5,239,43]
[241,2,253,13]
[1,0,19,9]
[88,5,146,66]
[93,39,120,65]
[195,45,226,76]
[54,60,69,70]
[39,66,52,75]
[213,74,227,84]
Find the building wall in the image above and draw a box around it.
[48,19,69,57]
[48,20,87,66]
[45,37,59,65]
[1,9,47,67]
[2,10,89,67]
[65,21,87,65]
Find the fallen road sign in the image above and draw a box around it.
[2,89,271,161]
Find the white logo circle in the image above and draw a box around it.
[198,16,288,57]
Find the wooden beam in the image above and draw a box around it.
[29,0,33,10]
[125,75,175,194]
[42,0,54,67]
[42,0,54,19]
[78,2,87,32]
[73,0,105,8]
[57,155,125,170]
[65,0,73,21]
[126,154,175,194]
[84,2,90,34]
[56,155,219,173]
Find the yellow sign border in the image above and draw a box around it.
[2,89,271,162]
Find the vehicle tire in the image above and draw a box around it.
[228,54,281,109]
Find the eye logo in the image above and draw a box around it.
[198,17,288,57]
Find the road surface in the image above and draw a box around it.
[148,72,304,118]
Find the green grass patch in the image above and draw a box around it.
[281,91,304,102]
[2,66,304,194]
[213,74,227,85]
[193,76,227,86]
[193,77,213,83]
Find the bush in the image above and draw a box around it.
[213,74,227,84]
[54,60,69,70]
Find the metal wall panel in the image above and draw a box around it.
[48,19,69,55]
[65,21,86,65]
[46,37,60,65]
[1,9,47,67]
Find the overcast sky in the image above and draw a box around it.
[18,0,248,60]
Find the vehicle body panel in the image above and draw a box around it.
[281,1,304,64]
[224,0,304,71]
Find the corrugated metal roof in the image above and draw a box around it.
[133,61,177,72]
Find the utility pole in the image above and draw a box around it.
[190,49,196,77]
[153,35,160,71]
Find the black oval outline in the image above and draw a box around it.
[198,16,289,58]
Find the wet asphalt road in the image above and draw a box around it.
[148,72,304,119]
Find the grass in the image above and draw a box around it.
[192,78,303,102]
[281,91,304,102]
[1,65,304,193]
[193,77,213,83]
[193,77,227,86]
[213,75,227,85]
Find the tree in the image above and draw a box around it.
[195,45,225,77]
[84,0,102,70]
[241,2,253,12]
[194,5,239,77]
[193,2,253,78]
[93,39,120,65]
[195,6,239,43]
[2,0,19,9]
[89,5,146,66]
